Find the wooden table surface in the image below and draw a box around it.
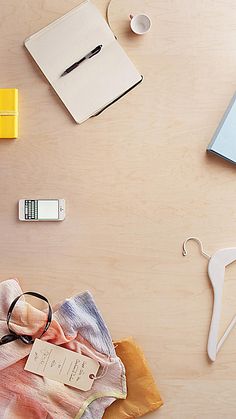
[2,0,236,417]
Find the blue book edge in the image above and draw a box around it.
[207,92,236,164]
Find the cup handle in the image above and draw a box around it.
[129,14,133,20]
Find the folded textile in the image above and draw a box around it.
[0,279,126,419]
[103,337,163,418]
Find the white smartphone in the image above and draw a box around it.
[19,199,65,221]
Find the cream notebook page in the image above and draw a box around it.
[25,0,142,123]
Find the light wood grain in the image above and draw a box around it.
[1,1,236,418]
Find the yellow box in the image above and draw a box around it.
[0,88,18,138]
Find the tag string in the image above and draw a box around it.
[0,292,52,346]
[90,364,109,381]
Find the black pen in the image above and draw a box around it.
[61,45,103,77]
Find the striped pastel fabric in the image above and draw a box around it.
[0,279,126,419]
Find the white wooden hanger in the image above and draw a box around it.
[183,237,236,362]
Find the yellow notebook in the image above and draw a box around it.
[0,88,18,138]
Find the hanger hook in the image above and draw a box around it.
[182,237,210,259]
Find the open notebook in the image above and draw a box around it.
[24,0,142,124]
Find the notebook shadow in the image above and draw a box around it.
[205,151,236,174]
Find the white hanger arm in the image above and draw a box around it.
[217,313,236,353]
[207,278,224,361]
[208,248,236,361]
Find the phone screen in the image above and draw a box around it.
[37,200,59,220]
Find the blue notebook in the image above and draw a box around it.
[207,93,236,164]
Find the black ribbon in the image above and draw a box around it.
[0,291,52,346]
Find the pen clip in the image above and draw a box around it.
[60,45,103,77]
[87,45,102,59]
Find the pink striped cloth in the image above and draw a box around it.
[0,279,126,418]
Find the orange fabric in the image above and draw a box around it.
[103,337,163,418]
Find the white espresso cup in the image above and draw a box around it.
[129,13,151,35]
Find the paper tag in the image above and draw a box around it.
[24,339,100,391]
